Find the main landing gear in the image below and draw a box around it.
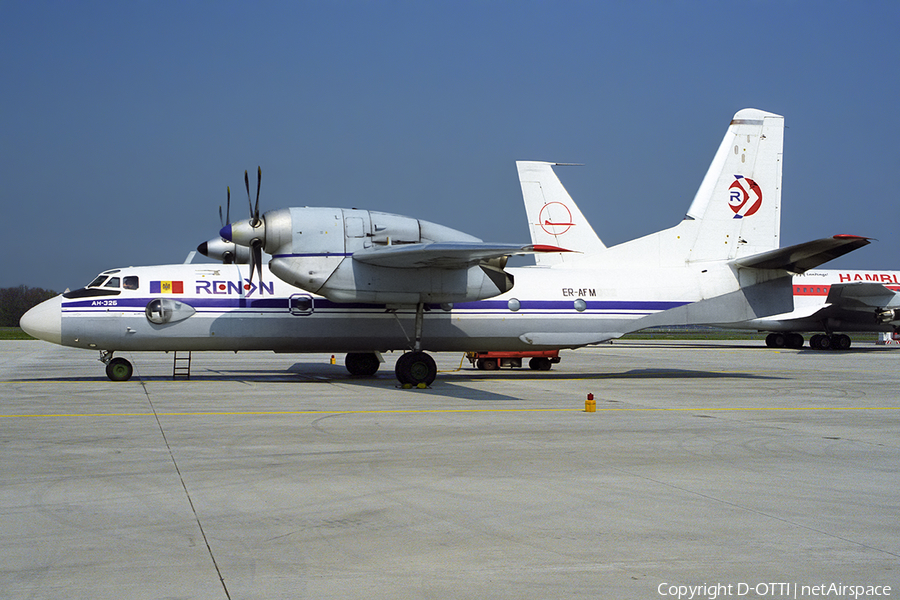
[764,332,852,350]
[393,302,438,387]
[344,303,439,386]
[394,351,437,386]
[809,333,852,350]
[345,352,382,377]
[344,349,436,386]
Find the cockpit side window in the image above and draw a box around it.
[104,277,121,288]
[123,276,139,290]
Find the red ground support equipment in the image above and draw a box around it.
[465,350,561,371]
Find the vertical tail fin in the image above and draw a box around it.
[601,108,785,267]
[517,109,784,268]
[516,161,606,266]
[680,108,784,262]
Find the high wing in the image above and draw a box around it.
[221,206,575,304]
[352,242,570,269]
[730,235,871,274]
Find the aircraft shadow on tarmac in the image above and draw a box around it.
[7,364,783,388]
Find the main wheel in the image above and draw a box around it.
[811,334,832,350]
[766,333,786,348]
[345,352,381,377]
[787,333,805,349]
[832,334,851,350]
[105,357,133,381]
[395,351,437,386]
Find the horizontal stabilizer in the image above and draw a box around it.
[352,242,571,269]
[630,277,794,330]
[730,235,870,273]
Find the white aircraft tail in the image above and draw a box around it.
[673,107,784,263]
[518,108,785,267]
[517,161,606,266]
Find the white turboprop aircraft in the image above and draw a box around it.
[517,122,900,351]
[21,109,875,384]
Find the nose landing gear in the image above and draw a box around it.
[99,351,133,381]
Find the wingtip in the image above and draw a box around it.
[832,234,871,241]
[529,244,578,253]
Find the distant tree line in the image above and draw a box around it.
[0,286,58,327]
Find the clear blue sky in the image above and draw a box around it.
[3,1,899,290]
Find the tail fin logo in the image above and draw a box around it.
[538,202,575,235]
[728,175,762,219]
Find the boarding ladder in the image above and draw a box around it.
[172,351,192,379]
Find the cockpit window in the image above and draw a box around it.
[64,276,123,300]
[123,276,139,290]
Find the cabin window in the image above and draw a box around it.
[123,276,139,290]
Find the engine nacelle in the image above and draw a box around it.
[225,207,512,304]
[196,237,251,264]
[270,256,513,304]
[875,308,900,324]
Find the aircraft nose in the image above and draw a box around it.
[20,295,63,345]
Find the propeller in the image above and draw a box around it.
[198,185,238,263]
[214,167,266,278]
[217,187,235,263]
[244,167,264,283]
[219,186,231,228]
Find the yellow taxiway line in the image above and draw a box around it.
[1,406,898,418]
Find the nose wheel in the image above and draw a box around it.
[102,354,133,381]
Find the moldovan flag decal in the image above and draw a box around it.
[150,280,184,294]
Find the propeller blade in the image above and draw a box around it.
[254,166,261,222]
[247,240,256,283]
[253,242,263,283]
[218,187,232,232]
[248,239,263,284]
[244,170,253,224]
